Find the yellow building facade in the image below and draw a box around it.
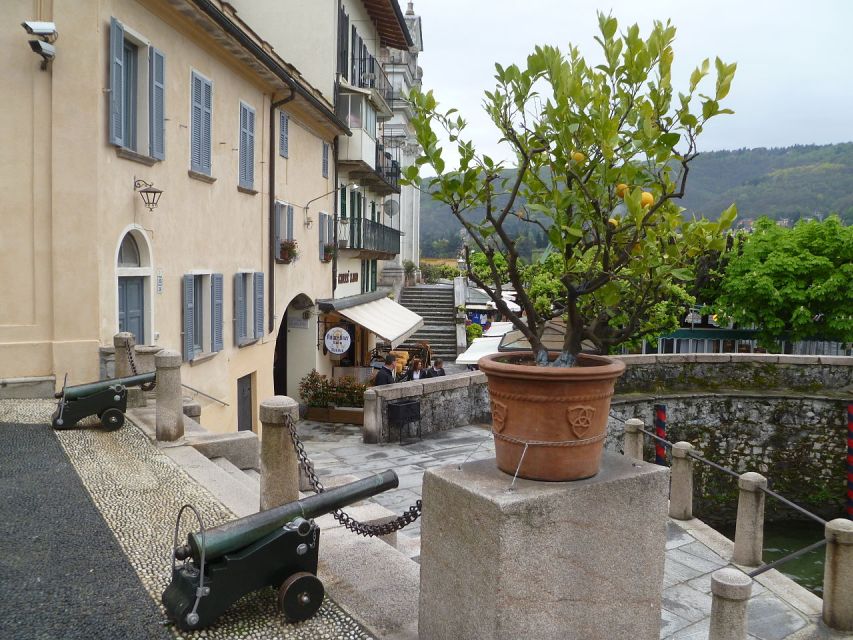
[1,0,349,431]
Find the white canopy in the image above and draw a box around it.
[483,321,514,337]
[455,336,502,365]
[336,297,424,348]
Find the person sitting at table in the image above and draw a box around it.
[402,358,426,381]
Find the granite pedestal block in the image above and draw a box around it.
[418,452,669,640]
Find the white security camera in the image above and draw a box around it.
[29,40,55,60]
[21,21,58,42]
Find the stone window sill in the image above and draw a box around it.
[189,351,218,366]
[188,170,217,184]
[115,147,159,166]
[237,185,258,195]
[237,338,259,349]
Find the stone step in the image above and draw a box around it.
[212,456,260,493]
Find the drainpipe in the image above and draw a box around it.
[269,93,296,333]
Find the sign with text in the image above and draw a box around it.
[324,326,352,355]
[338,271,359,284]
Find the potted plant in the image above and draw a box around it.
[321,242,335,263]
[403,14,737,480]
[279,238,299,264]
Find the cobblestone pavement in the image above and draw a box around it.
[0,400,375,640]
[296,419,823,640]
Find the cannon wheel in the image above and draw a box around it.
[277,571,324,622]
[100,408,125,431]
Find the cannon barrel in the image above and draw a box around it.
[185,470,398,563]
[56,372,156,400]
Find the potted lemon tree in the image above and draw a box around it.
[403,14,737,480]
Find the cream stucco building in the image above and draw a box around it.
[1,0,354,432]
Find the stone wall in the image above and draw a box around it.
[362,371,491,443]
[606,393,850,524]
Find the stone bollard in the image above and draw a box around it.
[822,518,853,631]
[623,418,645,461]
[113,332,135,378]
[669,441,695,520]
[709,567,752,640]
[732,472,767,566]
[155,350,184,441]
[259,396,300,511]
[362,388,380,444]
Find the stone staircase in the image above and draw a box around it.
[398,285,458,362]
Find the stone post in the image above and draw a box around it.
[732,472,767,566]
[155,350,184,442]
[259,396,300,511]
[623,418,645,461]
[669,441,695,520]
[709,567,752,640]
[362,388,380,444]
[113,332,135,378]
[822,518,853,631]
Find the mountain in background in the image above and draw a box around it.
[418,142,853,257]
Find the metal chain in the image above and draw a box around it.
[125,341,156,391]
[284,414,422,537]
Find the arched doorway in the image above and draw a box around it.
[115,228,152,344]
[273,293,315,398]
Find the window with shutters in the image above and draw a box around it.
[274,201,296,263]
[108,18,165,160]
[318,212,334,262]
[234,271,264,346]
[238,102,256,190]
[182,272,222,362]
[279,112,289,158]
[190,70,213,176]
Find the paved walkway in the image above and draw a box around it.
[296,419,834,640]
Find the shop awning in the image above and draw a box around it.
[318,292,424,348]
[455,336,502,365]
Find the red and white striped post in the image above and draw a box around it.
[654,403,667,466]
[847,403,852,519]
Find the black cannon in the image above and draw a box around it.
[51,372,156,430]
[163,470,399,630]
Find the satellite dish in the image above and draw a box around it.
[384,199,399,218]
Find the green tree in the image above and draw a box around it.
[716,216,853,347]
[404,13,737,365]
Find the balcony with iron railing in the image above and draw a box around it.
[351,55,393,118]
[337,217,400,257]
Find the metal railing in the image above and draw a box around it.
[338,217,400,255]
[375,138,400,190]
[352,55,393,104]
[617,408,853,635]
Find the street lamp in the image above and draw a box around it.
[303,183,358,228]
[134,178,162,211]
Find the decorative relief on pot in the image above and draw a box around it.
[567,405,596,438]
[491,400,508,433]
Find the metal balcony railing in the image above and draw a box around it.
[375,139,400,191]
[353,56,393,105]
[338,218,400,255]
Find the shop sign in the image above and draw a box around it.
[338,271,359,284]
[324,326,352,355]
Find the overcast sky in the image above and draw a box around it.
[411,0,853,166]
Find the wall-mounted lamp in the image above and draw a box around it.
[134,178,163,211]
[303,183,359,228]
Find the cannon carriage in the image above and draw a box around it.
[51,372,156,430]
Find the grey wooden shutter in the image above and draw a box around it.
[274,201,282,250]
[322,143,329,178]
[253,272,264,339]
[149,47,165,160]
[190,73,203,172]
[279,112,289,158]
[239,104,248,186]
[202,78,212,174]
[246,105,255,187]
[109,18,125,147]
[211,273,223,352]
[318,213,326,259]
[234,273,245,344]
[182,274,194,361]
[328,214,334,251]
[286,205,294,241]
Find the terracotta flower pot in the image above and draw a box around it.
[478,351,625,481]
